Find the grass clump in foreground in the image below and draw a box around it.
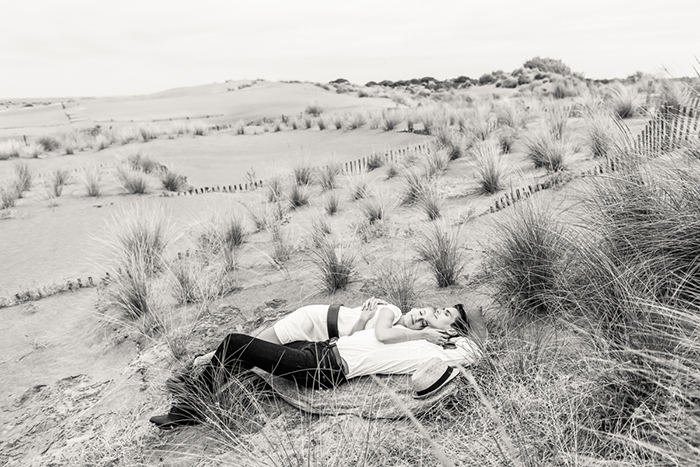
[415,222,465,287]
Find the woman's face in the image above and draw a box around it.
[424,307,459,330]
[403,307,435,330]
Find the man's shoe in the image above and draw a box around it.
[149,405,201,430]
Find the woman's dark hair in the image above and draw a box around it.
[453,303,470,336]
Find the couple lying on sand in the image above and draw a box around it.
[150,298,486,429]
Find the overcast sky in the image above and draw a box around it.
[1,0,698,98]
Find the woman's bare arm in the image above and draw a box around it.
[373,308,450,345]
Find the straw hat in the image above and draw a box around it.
[411,357,460,400]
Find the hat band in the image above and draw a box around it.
[415,367,454,398]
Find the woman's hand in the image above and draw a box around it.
[420,328,451,346]
[360,296,387,321]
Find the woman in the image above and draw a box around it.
[150,304,481,429]
[255,298,453,346]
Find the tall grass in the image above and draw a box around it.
[523,125,572,171]
[584,108,618,159]
[126,150,161,174]
[349,177,368,201]
[416,183,445,221]
[83,166,103,197]
[0,139,22,160]
[293,161,314,186]
[435,126,463,161]
[472,140,507,194]
[116,165,150,194]
[346,112,367,130]
[266,176,284,203]
[310,239,356,293]
[0,183,19,209]
[424,148,451,178]
[324,191,340,216]
[37,134,61,152]
[414,222,464,287]
[382,112,402,131]
[48,169,70,197]
[21,141,43,158]
[198,210,247,271]
[158,167,188,192]
[360,196,389,224]
[372,259,422,313]
[13,161,32,197]
[270,223,294,265]
[610,83,641,119]
[484,203,569,319]
[288,184,310,208]
[402,167,428,205]
[319,161,342,190]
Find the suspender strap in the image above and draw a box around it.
[327,303,342,340]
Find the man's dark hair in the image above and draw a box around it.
[453,303,470,336]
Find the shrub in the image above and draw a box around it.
[95,134,111,151]
[319,162,342,190]
[324,191,340,216]
[102,202,174,278]
[402,167,427,205]
[349,177,368,201]
[0,139,22,160]
[37,135,61,152]
[424,148,450,178]
[523,57,571,75]
[266,176,284,203]
[139,124,160,142]
[0,183,19,209]
[346,112,367,130]
[168,257,232,305]
[305,103,323,117]
[288,184,309,208]
[551,80,577,99]
[382,113,402,131]
[127,150,161,174]
[501,78,518,89]
[416,184,445,220]
[372,260,422,313]
[13,161,32,197]
[310,239,355,293]
[609,83,641,119]
[414,222,464,287]
[473,140,507,194]
[366,153,384,171]
[159,167,188,192]
[83,167,102,197]
[22,142,43,158]
[523,126,572,171]
[270,223,293,265]
[116,165,149,194]
[485,204,568,319]
[48,169,70,197]
[292,161,314,186]
[360,196,389,223]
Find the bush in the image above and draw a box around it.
[83,167,102,197]
[266,176,284,203]
[501,78,518,89]
[0,139,22,160]
[319,162,342,190]
[485,204,568,319]
[478,73,497,85]
[360,196,389,223]
[0,183,19,209]
[523,127,572,171]
[372,260,422,313]
[416,184,444,221]
[310,239,356,293]
[305,103,323,117]
[324,191,340,216]
[48,169,70,197]
[37,135,61,152]
[288,184,309,208]
[366,153,384,171]
[116,165,149,194]
[472,140,507,194]
[414,223,464,287]
[159,167,188,192]
[292,161,314,186]
[13,161,32,197]
[523,57,571,75]
[609,83,641,119]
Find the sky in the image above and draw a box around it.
[1,0,698,98]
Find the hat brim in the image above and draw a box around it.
[411,367,460,400]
